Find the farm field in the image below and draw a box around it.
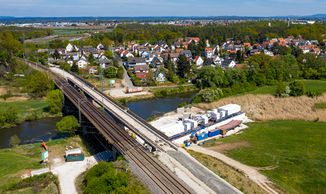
[202,120,326,194]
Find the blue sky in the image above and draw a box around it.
[1,0,325,17]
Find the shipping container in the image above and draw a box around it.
[65,153,85,162]
[218,104,241,116]
[197,132,209,141]
[208,130,221,137]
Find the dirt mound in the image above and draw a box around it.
[197,94,326,121]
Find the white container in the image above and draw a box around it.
[218,104,241,115]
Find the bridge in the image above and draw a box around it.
[22,59,242,194]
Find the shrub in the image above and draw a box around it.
[46,90,63,114]
[56,115,80,135]
[275,82,290,97]
[289,81,306,97]
[193,88,223,103]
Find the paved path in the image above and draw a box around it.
[188,145,279,194]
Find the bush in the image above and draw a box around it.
[275,82,290,97]
[289,81,306,97]
[46,90,63,114]
[56,115,80,134]
[0,106,18,125]
[82,161,148,194]
[193,88,223,103]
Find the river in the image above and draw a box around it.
[0,93,194,148]
[126,92,194,120]
[0,117,63,149]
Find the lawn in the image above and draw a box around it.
[203,120,326,194]
[0,99,49,122]
[248,80,326,95]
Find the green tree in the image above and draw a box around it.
[56,115,80,134]
[117,66,124,79]
[193,88,224,103]
[289,81,306,97]
[0,106,18,125]
[46,90,63,114]
[197,66,225,88]
[71,63,79,73]
[25,71,53,98]
[104,66,118,78]
[176,55,191,79]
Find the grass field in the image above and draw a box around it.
[203,120,326,194]
[248,80,326,95]
[188,150,267,194]
[0,99,51,124]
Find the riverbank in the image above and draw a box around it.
[0,99,61,129]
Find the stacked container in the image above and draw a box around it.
[208,129,221,137]
[196,131,209,141]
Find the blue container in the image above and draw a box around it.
[184,141,191,147]
[208,130,221,137]
[197,132,209,141]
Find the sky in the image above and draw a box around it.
[0,0,325,17]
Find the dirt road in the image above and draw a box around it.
[188,145,279,194]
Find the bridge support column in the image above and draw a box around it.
[112,146,118,161]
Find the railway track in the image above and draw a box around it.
[55,78,194,194]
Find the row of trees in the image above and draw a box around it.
[94,22,326,44]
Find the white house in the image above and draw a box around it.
[205,48,214,58]
[66,43,79,53]
[88,66,98,75]
[77,59,89,69]
[213,56,223,66]
[264,50,274,57]
[97,43,105,50]
[156,72,166,82]
[194,56,204,67]
[222,60,236,68]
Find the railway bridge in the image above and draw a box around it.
[21,58,243,194]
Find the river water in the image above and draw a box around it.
[0,93,194,148]
[126,93,194,120]
[0,117,63,149]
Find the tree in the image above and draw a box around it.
[56,115,80,134]
[25,71,53,98]
[197,66,225,88]
[193,88,224,103]
[117,66,124,79]
[46,90,63,114]
[176,55,191,79]
[289,81,306,97]
[71,63,79,73]
[104,50,113,59]
[104,66,118,78]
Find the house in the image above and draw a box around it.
[155,71,166,82]
[134,64,149,79]
[264,49,274,57]
[181,50,193,60]
[77,59,89,69]
[194,56,204,67]
[120,50,134,58]
[222,59,236,68]
[127,57,147,68]
[97,43,105,50]
[213,56,223,66]
[204,58,215,67]
[88,66,98,75]
[205,48,214,58]
[99,56,112,69]
[66,43,79,53]
[150,56,163,68]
